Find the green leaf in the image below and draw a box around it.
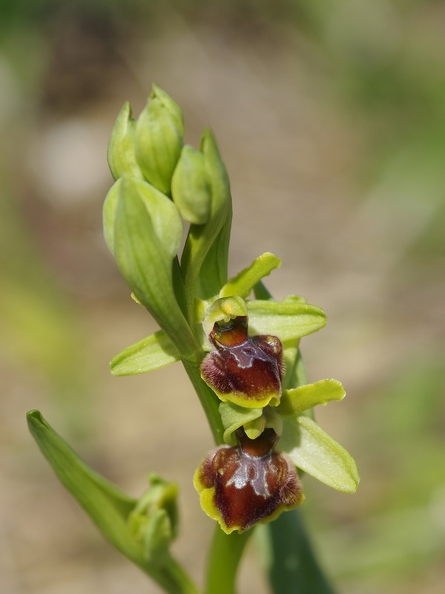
[27,410,143,563]
[111,331,180,376]
[107,102,144,181]
[278,380,346,416]
[280,415,359,493]
[247,297,327,343]
[103,176,198,361]
[258,509,336,594]
[135,85,184,195]
[219,253,281,299]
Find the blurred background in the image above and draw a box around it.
[1,1,444,593]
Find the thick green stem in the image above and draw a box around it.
[204,526,253,594]
[182,359,224,445]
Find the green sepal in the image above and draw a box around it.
[219,252,281,299]
[277,380,346,417]
[107,102,144,181]
[103,176,198,361]
[247,297,326,344]
[219,401,263,444]
[171,145,211,224]
[135,84,184,195]
[279,415,360,493]
[111,330,180,376]
[129,473,179,566]
[181,128,232,307]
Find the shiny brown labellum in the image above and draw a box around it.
[197,428,303,532]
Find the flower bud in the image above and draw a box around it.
[201,315,283,409]
[135,84,184,195]
[107,102,144,181]
[194,428,304,534]
[171,145,212,224]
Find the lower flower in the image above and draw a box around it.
[194,428,304,534]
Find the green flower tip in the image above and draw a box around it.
[194,428,304,534]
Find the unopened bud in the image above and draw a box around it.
[171,146,211,224]
[135,85,184,195]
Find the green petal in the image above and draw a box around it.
[219,401,263,444]
[219,253,281,299]
[247,297,326,344]
[279,415,359,493]
[111,330,180,376]
[277,380,346,416]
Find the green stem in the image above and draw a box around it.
[204,526,253,594]
[182,359,224,445]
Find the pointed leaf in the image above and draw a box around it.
[280,415,359,493]
[26,410,143,564]
[220,253,281,299]
[111,331,180,376]
[278,380,346,416]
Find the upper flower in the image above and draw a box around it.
[200,313,283,408]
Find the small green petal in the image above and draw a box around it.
[219,401,263,444]
[247,297,326,344]
[202,296,247,337]
[219,252,281,299]
[279,415,359,493]
[111,331,180,376]
[107,102,144,181]
[277,380,346,416]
